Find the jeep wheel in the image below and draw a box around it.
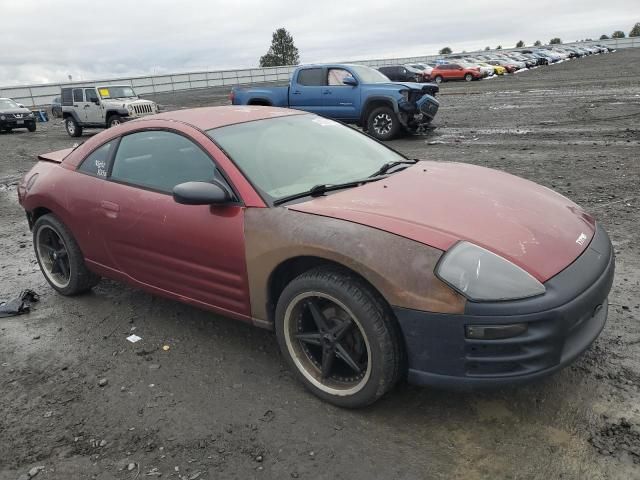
[65,117,82,137]
[27,122,36,132]
[108,115,123,128]
[433,75,443,84]
[464,73,474,82]
[367,106,400,141]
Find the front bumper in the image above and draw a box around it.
[395,223,614,389]
[1,117,35,128]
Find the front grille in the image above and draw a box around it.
[132,104,154,115]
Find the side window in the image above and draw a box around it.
[327,68,351,86]
[297,68,324,86]
[73,89,84,102]
[110,131,220,193]
[78,142,112,178]
[61,88,73,105]
[85,89,98,103]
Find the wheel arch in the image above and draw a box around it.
[247,98,273,106]
[266,255,395,327]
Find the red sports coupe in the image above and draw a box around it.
[18,106,614,407]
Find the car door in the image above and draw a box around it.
[84,88,104,124]
[448,64,463,80]
[322,67,361,121]
[289,67,325,114]
[71,88,90,122]
[95,128,251,317]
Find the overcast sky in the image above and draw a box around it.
[0,0,637,86]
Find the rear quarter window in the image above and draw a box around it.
[297,68,325,86]
[78,142,113,178]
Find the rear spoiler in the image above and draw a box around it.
[37,147,75,163]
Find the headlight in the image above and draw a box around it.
[436,241,545,301]
[127,105,134,115]
[0,115,5,120]
[400,90,409,101]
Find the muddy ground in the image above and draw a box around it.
[1,49,639,480]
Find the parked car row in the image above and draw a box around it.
[376,44,614,83]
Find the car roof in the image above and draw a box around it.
[136,105,306,130]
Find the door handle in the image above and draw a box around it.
[292,90,302,95]
[322,90,332,94]
[100,200,120,218]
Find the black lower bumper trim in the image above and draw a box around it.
[395,223,614,389]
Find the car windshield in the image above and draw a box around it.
[207,114,406,202]
[0,98,20,109]
[349,65,392,83]
[98,86,136,99]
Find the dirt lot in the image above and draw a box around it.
[1,49,639,480]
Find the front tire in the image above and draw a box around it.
[108,115,123,128]
[275,267,403,408]
[464,73,474,82]
[28,122,36,132]
[65,117,82,137]
[33,214,100,295]
[433,75,443,84]
[367,106,400,141]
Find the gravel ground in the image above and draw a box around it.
[1,49,639,480]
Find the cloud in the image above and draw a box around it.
[0,0,637,85]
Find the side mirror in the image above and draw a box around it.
[173,181,231,205]
[343,76,358,86]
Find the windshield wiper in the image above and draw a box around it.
[369,159,418,178]
[273,175,388,206]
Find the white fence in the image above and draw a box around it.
[2,37,638,108]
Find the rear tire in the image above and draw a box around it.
[28,122,36,132]
[65,117,82,137]
[275,267,403,408]
[33,214,100,296]
[367,106,400,141]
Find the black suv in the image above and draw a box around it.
[378,65,424,82]
[0,97,36,133]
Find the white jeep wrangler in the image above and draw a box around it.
[61,85,158,137]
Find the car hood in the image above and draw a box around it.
[288,161,596,282]
[0,108,31,115]
[379,82,439,93]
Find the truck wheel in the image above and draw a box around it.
[433,75,443,84]
[108,115,123,128]
[65,117,82,137]
[367,106,400,141]
[275,266,403,408]
[28,122,36,132]
[464,73,474,82]
[33,214,101,296]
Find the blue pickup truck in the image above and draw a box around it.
[230,64,440,140]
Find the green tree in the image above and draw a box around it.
[611,30,625,38]
[630,23,640,37]
[439,46,452,55]
[600,34,609,39]
[516,40,524,48]
[496,45,502,50]
[259,28,300,67]
[484,46,490,51]
[549,37,562,44]
[534,40,542,46]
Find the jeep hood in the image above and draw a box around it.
[288,161,596,282]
